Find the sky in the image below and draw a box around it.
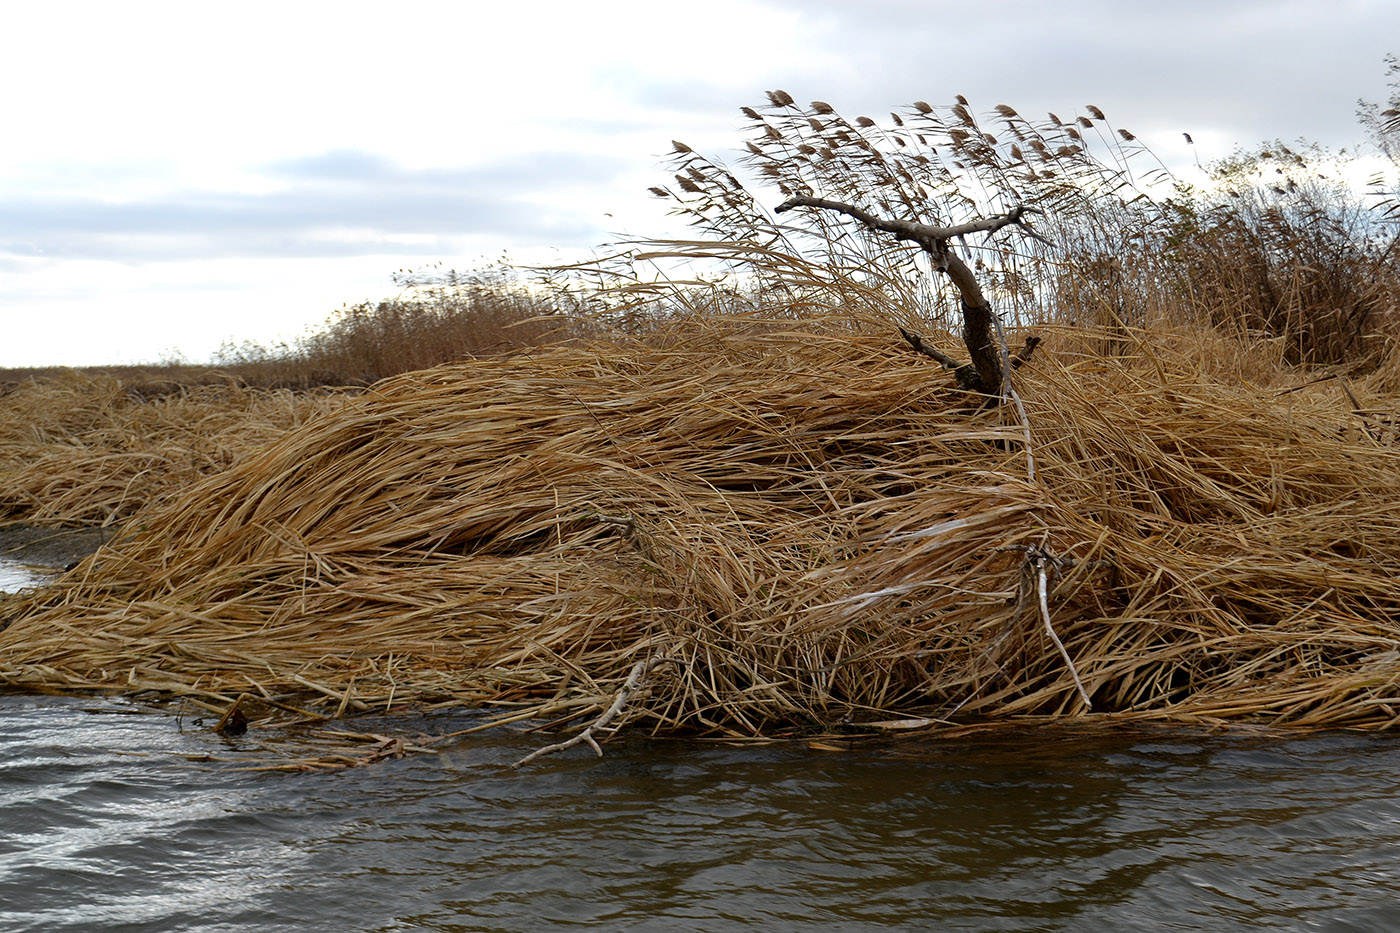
[3,0,1398,367]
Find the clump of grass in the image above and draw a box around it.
[4,316,1400,739]
[1156,144,1399,367]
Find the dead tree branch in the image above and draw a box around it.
[1012,335,1043,369]
[775,195,1043,398]
[898,326,979,391]
[900,328,1043,395]
[511,657,677,769]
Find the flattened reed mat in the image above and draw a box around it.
[5,321,1400,739]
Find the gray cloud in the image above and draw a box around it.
[0,150,622,262]
[740,0,1400,158]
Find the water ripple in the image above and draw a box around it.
[4,698,1400,930]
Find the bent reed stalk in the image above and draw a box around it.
[4,316,1400,743]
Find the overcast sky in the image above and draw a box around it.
[3,0,1398,367]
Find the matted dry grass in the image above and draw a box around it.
[3,318,1400,739]
[0,373,344,525]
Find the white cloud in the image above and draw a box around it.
[1,0,1397,365]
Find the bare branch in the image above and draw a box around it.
[775,194,1042,399]
[898,326,979,392]
[511,657,677,769]
[775,195,1039,246]
[898,326,961,371]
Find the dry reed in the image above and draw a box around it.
[219,271,585,387]
[4,317,1400,741]
[0,372,342,525]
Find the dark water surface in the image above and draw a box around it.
[4,696,1400,932]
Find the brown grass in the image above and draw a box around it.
[4,316,1399,740]
[217,272,587,388]
[3,93,1400,753]
[0,372,342,526]
[0,276,578,527]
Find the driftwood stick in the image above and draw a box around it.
[511,657,676,769]
[1036,556,1091,710]
[999,544,1098,710]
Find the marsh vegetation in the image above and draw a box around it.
[3,86,1400,762]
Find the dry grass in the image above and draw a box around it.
[218,272,586,388]
[0,372,343,526]
[3,92,1399,754]
[0,276,575,527]
[4,316,1400,740]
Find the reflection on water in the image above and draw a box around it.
[0,558,57,594]
[3,697,1400,931]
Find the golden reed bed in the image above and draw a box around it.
[0,373,339,526]
[3,320,1400,743]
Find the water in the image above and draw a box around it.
[6,557,1400,930]
[0,559,57,594]
[2,698,1400,932]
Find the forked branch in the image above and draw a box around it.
[775,195,1042,398]
[511,657,677,769]
[899,327,1043,395]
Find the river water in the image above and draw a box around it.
[5,559,1400,931]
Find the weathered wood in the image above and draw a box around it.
[897,326,979,391]
[775,195,1040,397]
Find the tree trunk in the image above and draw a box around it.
[775,195,1040,397]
